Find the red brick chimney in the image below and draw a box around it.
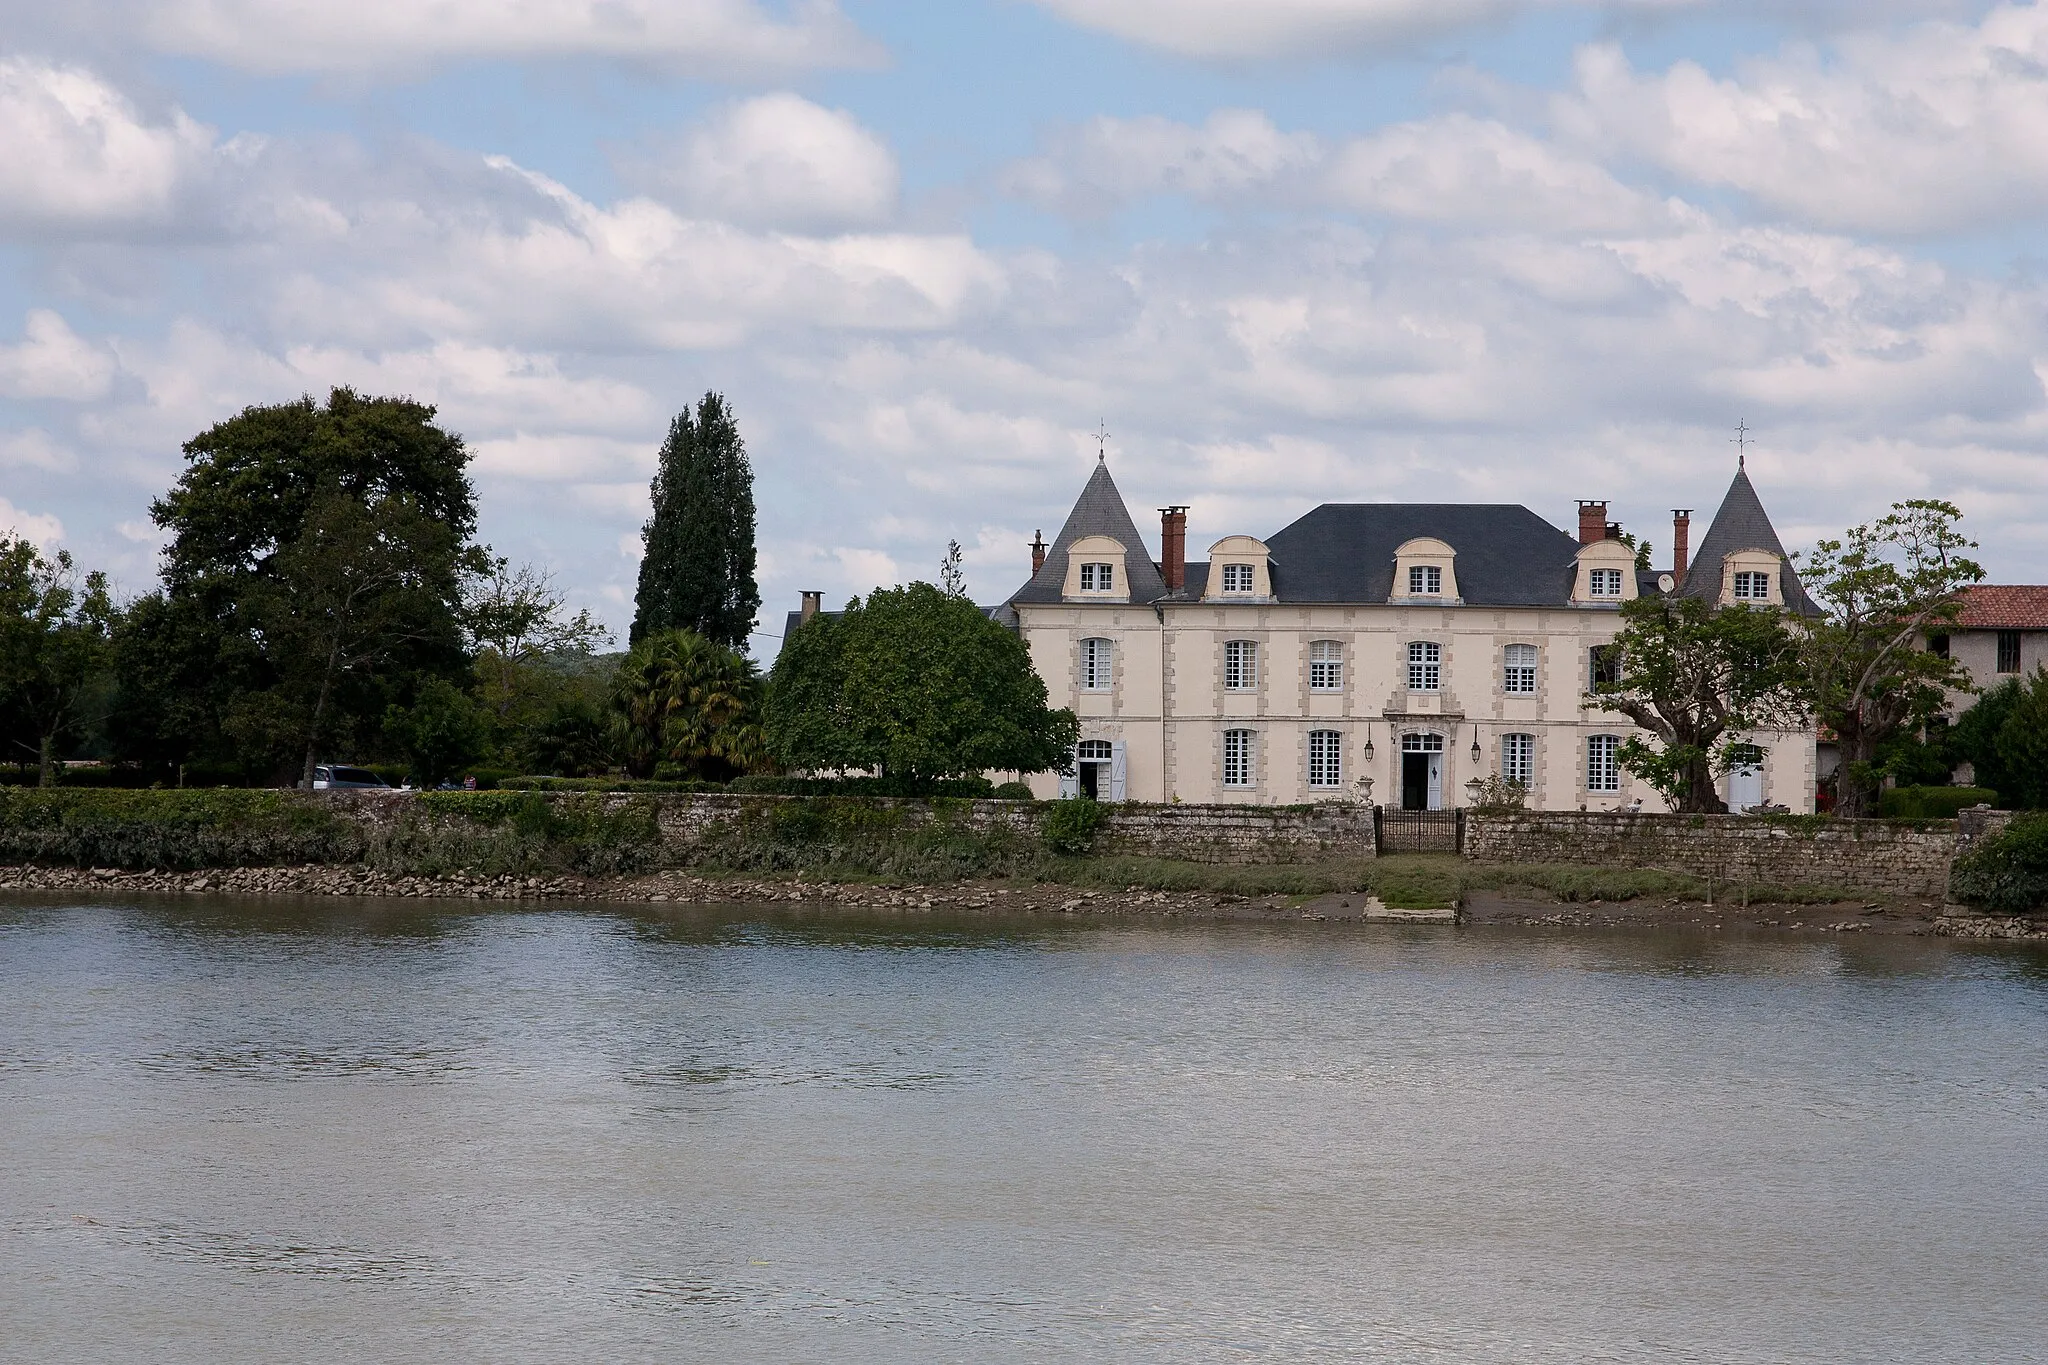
[1030,529,1046,577]
[1671,510,1691,585]
[1577,500,1608,546]
[1159,506,1187,592]
[800,590,821,624]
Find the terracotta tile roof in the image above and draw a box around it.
[1956,585,2048,629]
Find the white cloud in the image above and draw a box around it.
[1004,109,1322,214]
[1027,0,1515,59]
[0,497,64,547]
[633,93,899,230]
[1557,5,2048,233]
[0,310,117,400]
[0,429,77,471]
[0,59,216,231]
[1324,115,1668,232]
[33,0,880,77]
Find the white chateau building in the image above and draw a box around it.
[998,460,1818,813]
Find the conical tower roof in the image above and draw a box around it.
[1009,460,1167,605]
[1681,467,1816,612]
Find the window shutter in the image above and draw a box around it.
[1109,742,1127,802]
[1058,757,1079,800]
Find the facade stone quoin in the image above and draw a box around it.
[977,459,1819,813]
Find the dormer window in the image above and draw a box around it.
[1588,568,1623,598]
[1732,570,1769,601]
[1221,563,1254,593]
[1079,562,1115,591]
[1408,565,1442,595]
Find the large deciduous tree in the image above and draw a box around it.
[632,392,759,650]
[765,582,1078,785]
[1798,500,1982,818]
[1589,595,1806,812]
[126,387,482,780]
[0,537,116,786]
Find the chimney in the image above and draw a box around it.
[1606,521,1623,541]
[1159,506,1188,592]
[1577,500,1608,546]
[1671,510,1691,584]
[1030,530,1047,577]
[799,591,821,625]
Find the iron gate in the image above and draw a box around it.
[1374,806,1464,855]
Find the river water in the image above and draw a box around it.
[2,897,2044,1364]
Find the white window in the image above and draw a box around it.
[1308,730,1343,788]
[1223,730,1254,788]
[1589,645,1621,690]
[1587,734,1620,792]
[1732,570,1770,601]
[1224,640,1259,690]
[1401,732,1444,752]
[1220,563,1255,593]
[1501,733,1534,787]
[1309,640,1344,691]
[1079,561,1115,591]
[1079,637,1112,691]
[1588,568,1624,598]
[1406,640,1442,691]
[1407,564,1443,595]
[1503,643,1537,695]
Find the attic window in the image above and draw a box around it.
[1732,570,1769,601]
[1079,562,1115,591]
[1220,564,1254,593]
[1588,568,1624,598]
[1408,565,1442,595]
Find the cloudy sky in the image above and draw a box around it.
[3,0,2046,653]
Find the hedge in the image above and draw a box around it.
[1879,786,1999,819]
[726,774,995,798]
[0,789,360,869]
[497,776,728,793]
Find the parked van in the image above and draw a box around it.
[311,765,393,790]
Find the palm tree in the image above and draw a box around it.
[611,629,763,779]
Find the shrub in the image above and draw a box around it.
[991,781,1036,801]
[1878,785,1998,819]
[1040,797,1106,855]
[0,788,360,868]
[692,795,1035,882]
[1949,812,2048,914]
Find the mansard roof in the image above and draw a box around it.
[1008,460,1169,605]
[1679,467,1817,612]
[1261,503,1582,606]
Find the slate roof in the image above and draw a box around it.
[1679,467,1818,613]
[1261,504,1582,605]
[1007,461,1169,605]
[1956,585,2048,629]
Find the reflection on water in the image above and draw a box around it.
[3,895,2046,1364]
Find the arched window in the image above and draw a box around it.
[1406,641,1442,691]
[1224,640,1259,690]
[1307,730,1343,788]
[1587,734,1620,792]
[1078,739,1113,761]
[1222,730,1255,788]
[1079,637,1112,691]
[1501,733,1534,787]
[1309,640,1343,691]
[1503,644,1537,694]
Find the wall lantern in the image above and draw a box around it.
[1362,730,1375,763]
[1470,734,1483,764]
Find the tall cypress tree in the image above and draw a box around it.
[632,392,760,649]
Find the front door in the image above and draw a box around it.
[1079,762,1103,799]
[1402,754,1430,810]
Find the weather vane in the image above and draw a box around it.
[1094,419,1111,463]
[1730,418,1752,469]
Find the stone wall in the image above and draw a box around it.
[1465,810,1956,899]
[642,793,1375,865]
